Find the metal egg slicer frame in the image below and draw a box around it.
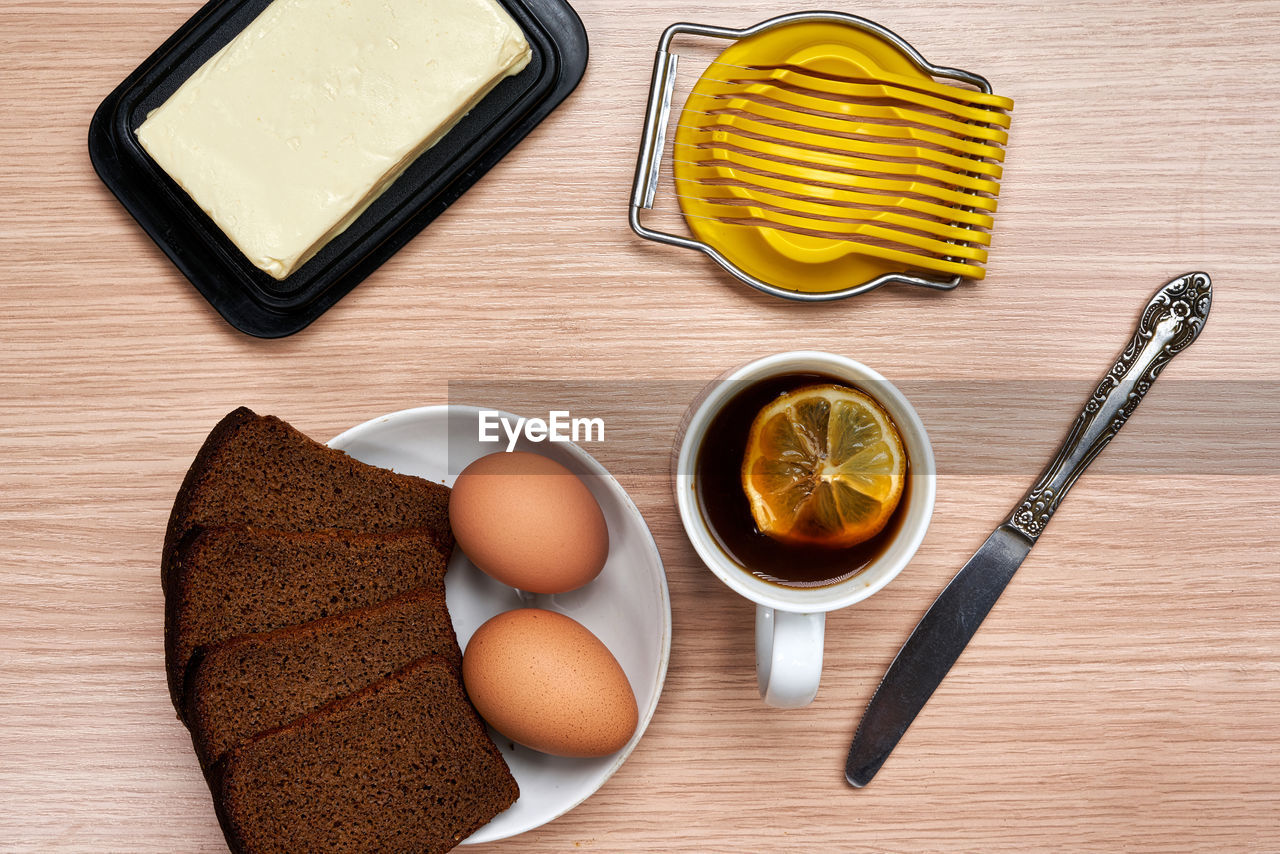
[629,12,1013,301]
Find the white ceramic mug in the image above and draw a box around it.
[674,351,936,708]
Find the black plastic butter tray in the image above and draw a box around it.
[89,0,587,338]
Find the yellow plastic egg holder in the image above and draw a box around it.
[630,13,1014,301]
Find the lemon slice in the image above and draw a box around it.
[741,384,906,548]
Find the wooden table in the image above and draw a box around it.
[3,0,1278,850]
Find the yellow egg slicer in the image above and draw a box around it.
[629,12,1013,301]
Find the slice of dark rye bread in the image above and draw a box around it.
[166,526,449,715]
[161,407,452,596]
[184,588,462,769]
[210,656,519,854]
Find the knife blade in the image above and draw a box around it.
[845,525,1031,786]
[845,271,1213,788]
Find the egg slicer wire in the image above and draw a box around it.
[628,12,1013,301]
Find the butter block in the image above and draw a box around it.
[137,0,531,280]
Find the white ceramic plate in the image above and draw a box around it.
[328,405,671,843]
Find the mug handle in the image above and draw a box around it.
[756,606,825,708]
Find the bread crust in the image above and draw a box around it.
[162,407,258,596]
[161,407,452,596]
[208,657,519,854]
[165,526,449,716]
[184,587,461,768]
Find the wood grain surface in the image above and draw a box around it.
[2,0,1279,851]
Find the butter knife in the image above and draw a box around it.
[845,272,1213,787]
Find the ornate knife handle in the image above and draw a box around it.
[1009,272,1213,540]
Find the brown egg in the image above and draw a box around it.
[449,451,609,594]
[462,609,638,758]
